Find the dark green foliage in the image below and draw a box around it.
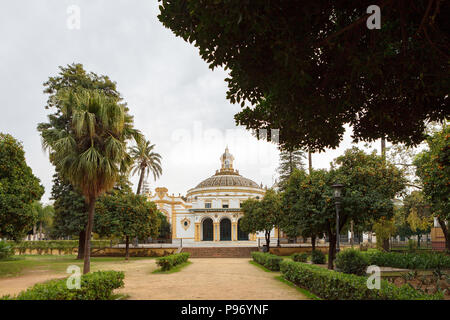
[361,251,450,270]
[0,241,14,260]
[156,253,190,271]
[8,240,114,255]
[291,252,309,263]
[157,211,171,239]
[280,260,442,300]
[277,149,305,188]
[50,173,87,239]
[158,1,449,151]
[1,271,124,300]
[0,133,45,240]
[311,250,326,264]
[251,252,283,271]
[335,249,369,276]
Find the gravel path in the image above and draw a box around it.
[0,258,308,300]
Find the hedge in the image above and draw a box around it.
[1,271,124,300]
[0,241,14,260]
[156,252,190,271]
[7,240,115,255]
[361,251,450,270]
[292,252,309,262]
[280,260,443,300]
[251,252,283,271]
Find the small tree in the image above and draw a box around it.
[0,133,44,240]
[95,185,160,260]
[240,189,281,250]
[130,139,162,195]
[277,148,305,189]
[414,126,450,251]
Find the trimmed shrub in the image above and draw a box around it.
[311,250,326,264]
[1,271,124,300]
[292,252,309,262]
[335,249,369,276]
[0,241,14,260]
[280,260,442,300]
[7,240,115,255]
[251,252,283,271]
[156,252,190,271]
[361,251,450,270]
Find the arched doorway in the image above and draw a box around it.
[202,218,213,241]
[220,218,231,241]
[237,219,249,241]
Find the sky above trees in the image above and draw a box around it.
[0,1,390,202]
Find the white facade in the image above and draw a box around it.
[148,148,278,246]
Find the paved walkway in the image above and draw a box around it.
[0,258,308,300]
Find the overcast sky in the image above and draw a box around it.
[0,1,384,203]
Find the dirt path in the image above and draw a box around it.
[0,258,308,300]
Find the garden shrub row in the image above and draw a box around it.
[7,240,115,255]
[156,252,190,271]
[0,241,14,260]
[360,251,450,270]
[291,252,309,262]
[251,252,283,271]
[1,271,124,300]
[280,260,442,300]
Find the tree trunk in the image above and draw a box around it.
[308,150,312,175]
[77,230,86,260]
[136,167,145,195]
[327,233,336,270]
[265,230,271,251]
[382,238,390,252]
[381,137,386,160]
[311,235,316,251]
[83,196,96,274]
[417,234,421,248]
[437,217,449,252]
[39,222,43,240]
[33,225,36,241]
[125,235,130,261]
[276,226,280,247]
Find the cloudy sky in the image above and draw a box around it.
[0,1,383,203]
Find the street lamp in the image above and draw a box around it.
[332,183,344,255]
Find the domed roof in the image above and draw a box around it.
[191,147,262,190]
[195,172,260,189]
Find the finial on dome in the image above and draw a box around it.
[220,146,234,172]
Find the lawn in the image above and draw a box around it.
[0,255,151,278]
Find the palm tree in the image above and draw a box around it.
[130,140,162,195]
[40,88,141,273]
[31,202,54,240]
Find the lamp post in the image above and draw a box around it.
[332,183,344,255]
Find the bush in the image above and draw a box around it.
[280,260,442,300]
[156,252,190,271]
[335,249,369,276]
[6,240,114,255]
[0,241,14,260]
[251,252,283,271]
[1,271,124,300]
[361,251,450,270]
[311,250,326,264]
[292,252,309,262]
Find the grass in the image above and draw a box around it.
[0,255,151,278]
[152,261,192,274]
[249,260,273,272]
[274,276,321,300]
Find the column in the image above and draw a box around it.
[232,222,237,241]
[213,222,219,241]
[194,223,200,242]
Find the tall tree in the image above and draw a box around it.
[38,63,123,255]
[31,201,54,240]
[130,139,162,195]
[0,133,44,240]
[240,189,282,250]
[414,125,450,251]
[158,1,448,151]
[50,173,88,259]
[39,88,141,273]
[277,148,305,189]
